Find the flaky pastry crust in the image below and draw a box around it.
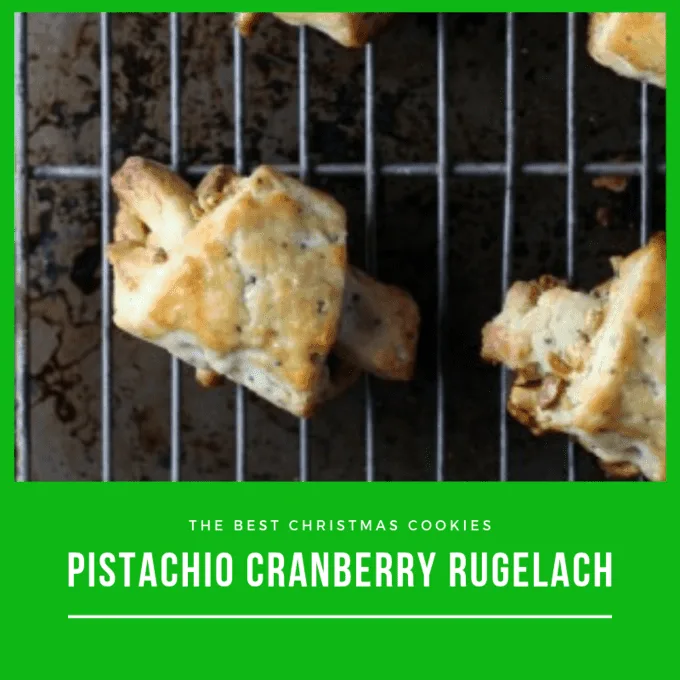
[109,159,347,417]
[107,158,420,417]
[482,233,666,481]
[588,13,666,89]
[235,12,394,48]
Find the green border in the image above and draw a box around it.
[6,7,674,678]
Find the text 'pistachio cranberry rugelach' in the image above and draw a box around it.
[235,13,394,48]
[481,233,666,481]
[106,158,420,419]
[588,12,666,89]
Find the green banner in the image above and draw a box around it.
[4,483,674,675]
[6,5,674,678]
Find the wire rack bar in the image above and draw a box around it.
[14,12,30,482]
[364,42,377,481]
[640,82,651,246]
[169,12,182,482]
[232,19,247,482]
[499,13,515,482]
[31,161,666,182]
[435,12,448,481]
[565,12,577,481]
[636,82,652,483]
[15,13,666,484]
[100,13,113,482]
[297,26,310,482]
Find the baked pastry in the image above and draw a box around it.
[107,158,419,418]
[337,267,419,381]
[588,13,666,89]
[235,13,394,48]
[195,165,419,381]
[481,233,666,481]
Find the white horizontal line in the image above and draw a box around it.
[68,614,612,620]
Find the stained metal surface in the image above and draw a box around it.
[15,13,666,482]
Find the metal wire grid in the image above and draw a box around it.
[14,12,665,483]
